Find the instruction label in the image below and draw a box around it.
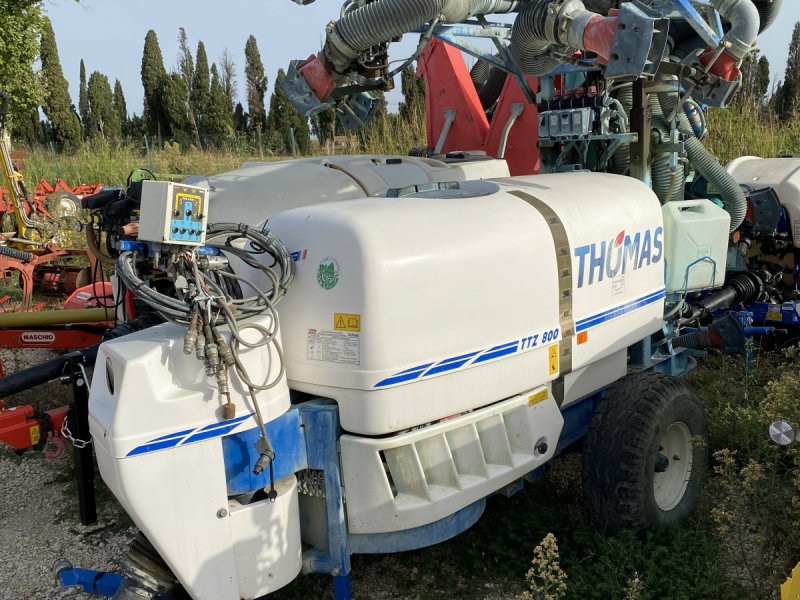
[307,329,360,365]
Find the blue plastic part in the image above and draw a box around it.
[298,401,352,579]
[333,574,352,600]
[222,407,307,495]
[57,568,123,597]
[350,499,486,554]
[117,240,147,253]
[748,302,800,326]
[556,394,600,454]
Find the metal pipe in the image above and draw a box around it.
[0,307,113,327]
[710,0,760,62]
[0,346,100,398]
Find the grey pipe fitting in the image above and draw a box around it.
[710,0,760,61]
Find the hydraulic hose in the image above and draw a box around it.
[658,91,746,230]
[323,0,519,73]
[754,0,781,33]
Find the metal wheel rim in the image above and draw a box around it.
[653,421,693,511]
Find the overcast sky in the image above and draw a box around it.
[44,0,800,117]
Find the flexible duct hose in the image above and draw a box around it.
[754,0,781,33]
[327,0,518,72]
[469,59,492,92]
[478,66,509,109]
[509,0,563,75]
[673,329,714,350]
[649,96,686,203]
[670,34,706,62]
[659,92,746,230]
[609,84,632,175]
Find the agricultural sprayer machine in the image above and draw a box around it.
[0,0,792,598]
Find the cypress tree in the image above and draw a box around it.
[87,71,119,140]
[190,41,210,136]
[12,109,44,146]
[141,29,168,137]
[266,68,309,155]
[220,48,237,116]
[178,27,201,147]
[399,64,426,122]
[206,64,234,144]
[779,22,800,120]
[233,102,248,133]
[40,18,81,150]
[755,55,770,107]
[244,35,267,137]
[161,73,188,142]
[78,59,89,132]
[113,79,128,137]
[312,107,336,146]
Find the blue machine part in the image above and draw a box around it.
[749,302,800,326]
[222,407,307,495]
[56,567,124,597]
[117,240,220,255]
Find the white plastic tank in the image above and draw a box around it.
[727,156,800,246]
[258,172,666,435]
[662,199,730,292]
[89,319,300,599]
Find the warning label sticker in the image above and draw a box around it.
[548,345,559,375]
[307,329,360,365]
[334,313,361,332]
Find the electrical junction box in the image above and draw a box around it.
[138,180,209,246]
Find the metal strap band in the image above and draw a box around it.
[509,190,575,404]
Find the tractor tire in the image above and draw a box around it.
[581,372,708,534]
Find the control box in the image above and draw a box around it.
[138,180,209,246]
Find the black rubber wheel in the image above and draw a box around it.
[582,372,708,534]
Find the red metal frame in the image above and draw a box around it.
[0,246,98,310]
[417,38,541,176]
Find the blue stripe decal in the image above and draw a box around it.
[126,413,255,457]
[473,344,519,364]
[424,355,478,376]
[126,438,183,457]
[374,289,665,389]
[397,362,434,375]
[148,428,195,442]
[575,289,666,333]
[197,414,251,432]
[182,425,241,445]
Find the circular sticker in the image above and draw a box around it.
[317,256,340,290]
